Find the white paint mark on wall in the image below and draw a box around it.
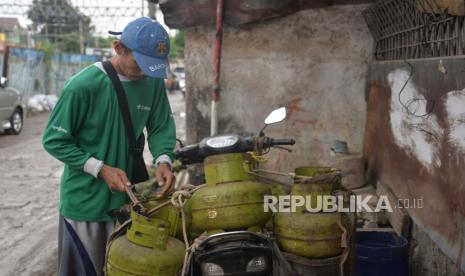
[387,69,443,169]
[444,90,465,152]
[196,101,210,120]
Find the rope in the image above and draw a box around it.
[169,184,206,276]
[337,208,357,276]
[249,169,343,188]
[180,235,208,276]
[248,171,293,186]
[253,169,296,178]
[247,151,268,163]
[104,219,132,275]
[338,217,348,248]
[294,171,342,186]
[145,200,172,217]
[337,218,348,276]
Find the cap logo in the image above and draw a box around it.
[156,42,167,55]
[149,64,166,71]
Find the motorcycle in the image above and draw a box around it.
[175,107,296,276]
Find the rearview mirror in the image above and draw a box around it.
[0,77,7,88]
[264,107,287,125]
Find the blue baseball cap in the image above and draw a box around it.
[110,17,170,79]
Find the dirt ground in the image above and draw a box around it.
[0,91,186,276]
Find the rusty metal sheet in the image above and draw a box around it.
[160,0,334,29]
[364,57,465,272]
[416,0,465,16]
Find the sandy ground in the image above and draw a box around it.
[0,91,186,276]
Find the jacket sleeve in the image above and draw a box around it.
[146,79,176,163]
[42,87,91,170]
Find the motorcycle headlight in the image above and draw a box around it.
[246,256,267,272]
[201,262,224,276]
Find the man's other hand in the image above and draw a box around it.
[156,163,175,196]
[100,165,131,193]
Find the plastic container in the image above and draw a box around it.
[355,231,409,276]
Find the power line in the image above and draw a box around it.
[0,1,162,40]
[1,3,144,19]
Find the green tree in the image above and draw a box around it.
[27,0,94,52]
[58,32,81,53]
[169,30,184,60]
[94,36,115,48]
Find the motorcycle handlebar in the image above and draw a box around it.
[175,135,295,164]
[268,138,296,146]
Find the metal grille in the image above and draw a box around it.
[363,0,465,60]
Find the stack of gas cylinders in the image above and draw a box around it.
[105,156,351,275]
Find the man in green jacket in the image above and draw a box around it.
[42,17,176,276]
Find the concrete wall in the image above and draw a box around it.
[411,223,465,276]
[184,4,373,174]
[364,58,465,273]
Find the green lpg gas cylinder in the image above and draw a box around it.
[293,167,340,210]
[145,197,192,240]
[265,181,290,231]
[191,153,272,233]
[274,166,343,258]
[106,211,185,275]
[203,153,255,185]
[274,211,343,258]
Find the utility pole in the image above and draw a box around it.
[26,28,31,48]
[44,24,48,43]
[148,1,157,19]
[79,19,84,54]
[211,0,224,136]
[94,35,99,49]
[141,0,145,17]
[79,19,85,54]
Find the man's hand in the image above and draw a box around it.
[156,163,175,196]
[100,164,131,193]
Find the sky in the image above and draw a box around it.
[0,0,172,37]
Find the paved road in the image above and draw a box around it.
[0,112,51,148]
[0,111,61,276]
[0,91,186,276]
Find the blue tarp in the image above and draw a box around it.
[7,47,100,97]
[52,53,99,64]
[9,47,45,60]
[8,48,47,98]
